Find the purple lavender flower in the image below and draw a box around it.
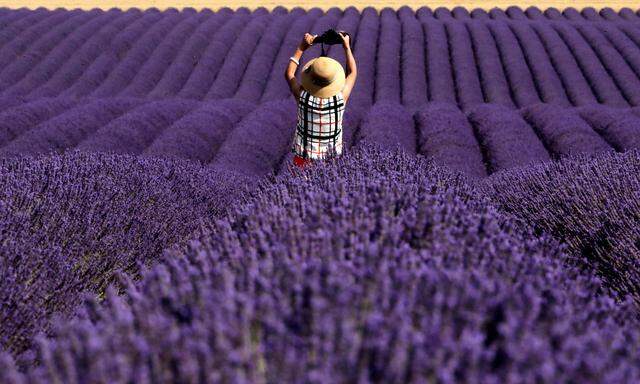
[2,144,639,382]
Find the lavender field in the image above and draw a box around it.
[1,5,640,382]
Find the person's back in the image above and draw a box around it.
[284,31,357,168]
[293,87,345,161]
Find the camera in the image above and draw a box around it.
[313,29,350,46]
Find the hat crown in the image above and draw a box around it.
[301,56,345,98]
[312,57,337,79]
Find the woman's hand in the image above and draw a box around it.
[340,32,350,49]
[298,33,316,51]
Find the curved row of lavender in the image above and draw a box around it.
[2,144,640,382]
[2,96,640,178]
[0,6,639,109]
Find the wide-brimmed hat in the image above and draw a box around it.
[301,56,345,98]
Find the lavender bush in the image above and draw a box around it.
[0,8,640,379]
[143,98,255,163]
[575,104,640,151]
[2,144,639,382]
[77,99,198,155]
[467,103,550,173]
[521,102,613,159]
[210,99,296,177]
[0,151,253,357]
[415,102,487,178]
[355,101,416,154]
[484,149,640,303]
[0,98,78,147]
[0,98,143,157]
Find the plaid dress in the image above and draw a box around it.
[292,89,345,160]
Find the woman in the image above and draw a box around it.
[284,31,357,168]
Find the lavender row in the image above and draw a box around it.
[1,97,640,177]
[299,7,342,62]
[521,103,613,159]
[0,10,77,71]
[447,20,485,108]
[143,99,255,162]
[210,99,297,178]
[0,98,144,157]
[204,13,273,100]
[354,101,416,154]
[325,7,361,76]
[418,17,456,104]
[340,7,378,149]
[0,98,260,160]
[260,8,322,102]
[0,97,78,147]
[415,102,487,178]
[234,9,301,102]
[466,20,514,107]
[398,6,428,109]
[467,103,550,173]
[374,8,401,104]
[1,7,640,26]
[76,99,199,154]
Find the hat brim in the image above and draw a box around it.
[300,57,346,98]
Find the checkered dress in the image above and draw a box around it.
[292,89,345,160]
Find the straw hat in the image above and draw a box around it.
[301,56,346,98]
